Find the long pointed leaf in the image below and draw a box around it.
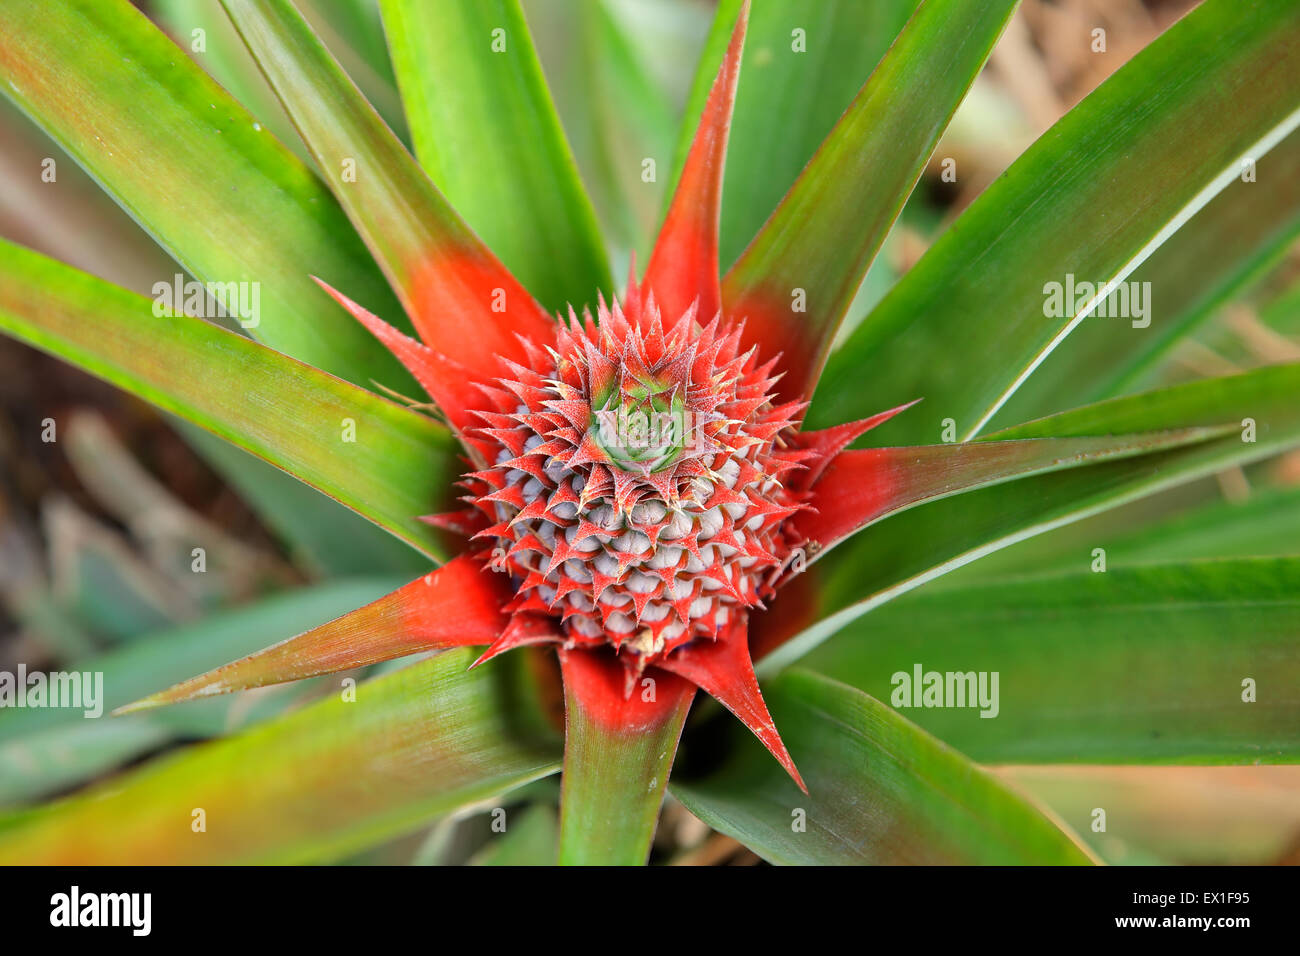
[120,555,509,712]
[643,2,747,324]
[0,0,414,390]
[722,0,1017,402]
[803,559,1300,764]
[793,429,1229,560]
[0,239,457,558]
[0,649,559,864]
[812,0,1300,443]
[378,0,612,311]
[672,670,1096,865]
[221,0,553,385]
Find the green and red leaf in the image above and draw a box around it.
[556,648,695,865]
[221,0,553,388]
[0,650,560,864]
[672,670,1097,865]
[119,555,509,711]
[643,1,748,324]
[0,239,457,558]
[723,0,1017,402]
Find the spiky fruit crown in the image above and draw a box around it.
[463,286,805,682]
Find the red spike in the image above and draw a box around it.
[658,624,806,791]
[481,483,527,510]
[567,429,610,470]
[551,571,588,605]
[507,496,550,528]
[497,454,551,485]
[117,555,511,712]
[312,277,485,444]
[642,1,749,325]
[570,517,608,546]
[590,567,625,603]
[542,398,594,431]
[793,399,922,488]
[471,613,563,667]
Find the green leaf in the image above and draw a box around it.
[149,0,309,163]
[528,0,689,263]
[672,670,1096,865]
[993,125,1300,425]
[803,559,1300,764]
[471,802,559,866]
[722,0,1017,401]
[765,363,1300,669]
[996,765,1300,865]
[0,578,407,804]
[0,239,458,559]
[672,0,922,270]
[295,0,410,140]
[0,649,560,864]
[379,0,612,311]
[220,0,553,381]
[175,421,430,576]
[0,0,415,390]
[967,481,1300,580]
[812,0,1300,444]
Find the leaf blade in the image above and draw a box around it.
[0,0,414,390]
[0,239,458,558]
[803,559,1300,764]
[0,649,560,864]
[673,670,1095,865]
[812,0,1300,444]
[794,429,1230,560]
[378,0,612,311]
[723,0,1017,402]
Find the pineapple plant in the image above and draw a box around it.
[0,0,1297,866]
